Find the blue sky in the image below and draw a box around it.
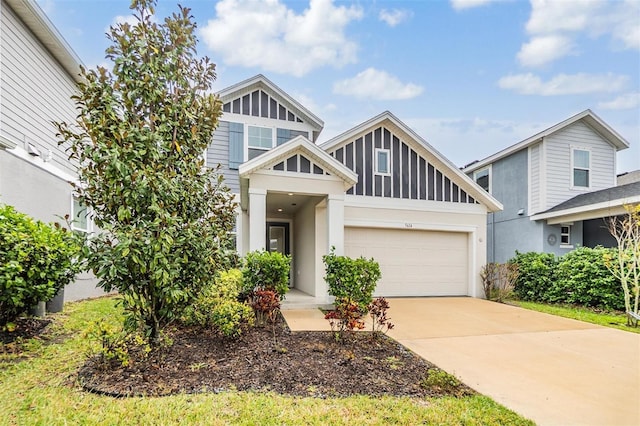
[38,0,639,173]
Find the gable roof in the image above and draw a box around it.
[216,74,324,133]
[531,181,640,224]
[320,111,503,212]
[6,0,83,82]
[463,109,630,173]
[239,135,358,190]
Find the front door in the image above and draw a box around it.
[266,222,292,286]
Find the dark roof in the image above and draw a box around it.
[542,181,640,214]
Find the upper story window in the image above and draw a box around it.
[572,148,590,188]
[473,167,491,192]
[248,126,273,149]
[375,149,390,175]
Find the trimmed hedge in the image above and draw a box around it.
[242,251,291,300]
[0,204,82,326]
[323,250,381,312]
[508,247,624,311]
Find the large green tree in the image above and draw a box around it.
[56,0,236,341]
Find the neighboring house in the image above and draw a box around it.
[209,75,502,303]
[0,0,99,301]
[463,110,634,264]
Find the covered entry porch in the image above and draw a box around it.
[237,136,357,302]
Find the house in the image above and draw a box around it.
[462,110,634,264]
[0,0,99,301]
[209,75,502,303]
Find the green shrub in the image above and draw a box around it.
[323,249,381,312]
[0,204,83,326]
[509,251,556,301]
[242,251,291,299]
[421,369,461,392]
[550,246,623,311]
[181,271,254,337]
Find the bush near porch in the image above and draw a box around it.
[509,247,625,311]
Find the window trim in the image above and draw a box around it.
[70,196,92,233]
[375,148,391,176]
[571,147,591,189]
[473,165,491,193]
[247,125,274,150]
[560,224,572,248]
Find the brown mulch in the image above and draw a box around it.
[0,317,51,346]
[78,318,475,399]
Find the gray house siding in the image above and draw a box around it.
[328,126,476,204]
[542,221,583,256]
[544,122,616,210]
[529,143,541,213]
[0,2,78,175]
[484,149,543,263]
[207,120,240,193]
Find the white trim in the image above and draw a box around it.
[6,144,78,183]
[540,138,547,210]
[70,195,93,233]
[0,134,17,149]
[527,145,532,215]
[530,195,640,223]
[374,148,390,176]
[344,218,478,233]
[570,146,591,190]
[468,231,478,298]
[344,194,488,214]
[560,224,571,246]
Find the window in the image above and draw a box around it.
[248,126,273,149]
[71,197,91,233]
[560,225,571,246]
[375,149,390,175]
[572,148,590,188]
[473,167,491,192]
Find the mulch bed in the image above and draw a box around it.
[0,317,51,346]
[78,317,475,399]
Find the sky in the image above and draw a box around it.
[37,0,640,173]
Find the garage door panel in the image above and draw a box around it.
[344,227,468,297]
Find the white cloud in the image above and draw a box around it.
[598,92,640,110]
[200,0,363,77]
[111,14,139,28]
[450,0,501,11]
[518,0,640,67]
[332,68,424,100]
[517,35,574,67]
[378,9,412,27]
[498,72,628,95]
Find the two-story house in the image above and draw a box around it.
[208,75,502,303]
[463,110,635,264]
[0,0,99,301]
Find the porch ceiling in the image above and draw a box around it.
[266,192,323,216]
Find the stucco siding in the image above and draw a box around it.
[0,3,78,175]
[208,120,240,193]
[489,216,543,263]
[544,121,616,210]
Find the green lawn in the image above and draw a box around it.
[0,297,533,425]
[513,300,640,334]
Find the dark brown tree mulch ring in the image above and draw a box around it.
[0,317,52,346]
[78,319,475,399]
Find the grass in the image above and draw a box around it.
[512,300,640,334]
[0,297,534,425]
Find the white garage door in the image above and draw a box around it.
[344,227,469,297]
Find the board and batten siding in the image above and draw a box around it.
[0,3,78,175]
[543,121,616,210]
[529,142,541,214]
[207,121,240,193]
[327,125,476,204]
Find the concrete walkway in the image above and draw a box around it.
[281,297,640,426]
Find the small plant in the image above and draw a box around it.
[250,289,282,348]
[368,297,394,337]
[480,262,518,303]
[209,300,254,338]
[421,369,461,392]
[84,320,151,368]
[323,249,381,312]
[242,251,291,300]
[324,297,365,342]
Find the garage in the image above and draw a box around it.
[344,227,469,297]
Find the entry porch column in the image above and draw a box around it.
[248,187,267,252]
[326,193,345,255]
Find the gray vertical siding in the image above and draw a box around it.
[0,3,78,175]
[328,125,476,204]
[208,121,240,193]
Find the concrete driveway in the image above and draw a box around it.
[282,297,640,426]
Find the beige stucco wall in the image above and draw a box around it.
[293,198,317,295]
